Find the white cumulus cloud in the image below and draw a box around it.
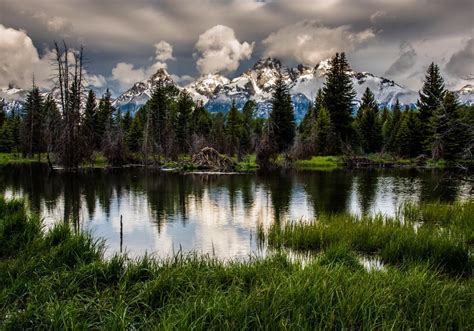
[195,25,254,74]
[111,40,176,88]
[262,20,375,66]
[154,40,175,62]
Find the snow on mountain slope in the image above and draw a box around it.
[200,58,419,121]
[111,68,175,113]
[458,84,474,106]
[4,59,472,121]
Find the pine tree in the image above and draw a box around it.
[43,95,61,155]
[240,100,256,154]
[226,100,241,157]
[175,90,193,154]
[314,106,336,155]
[356,88,382,153]
[417,63,445,151]
[385,99,402,153]
[21,84,44,157]
[429,91,465,160]
[96,89,114,149]
[211,112,226,153]
[0,99,5,128]
[192,104,212,138]
[268,73,295,152]
[322,53,356,145]
[143,80,168,159]
[126,110,144,153]
[83,89,97,148]
[395,108,423,157]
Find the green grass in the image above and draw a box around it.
[236,154,258,171]
[0,153,47,165]
[294,156,342,171]
[261,201,474,276]
[0,197,473,329]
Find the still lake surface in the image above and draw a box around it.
[1,164,471,259]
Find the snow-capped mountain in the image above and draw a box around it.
[458,84,474,106]
[0,86,28,114]
[111,68,175,113]
[3,59,473,122]
[186,57,419,120]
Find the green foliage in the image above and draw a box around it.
[395,108,423,157]
[225,100,242,156]
[268,73,295,152]
[322,53,356,145]
[417,63,446,151]
[0,198,473,329]
[355,88,382,153]
[263,201,474,276]
[21,85,45,157]
[175,90,193,154]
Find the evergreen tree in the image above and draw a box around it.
[385,99,402,153]
[240,100,256,154]
[268,73,295,152]
[417,63,445,150]
[143,80,168,158]
[429,91,465,160]
[314,107,336,155]
[126,110,144,153]
[0,99,5,128]
[226,100,241,156]
[83,89,98,148]
[121,111,132,133]
[192,104,212,138]
[395,108,423,157]
[356,88,382,153]
[43,95,61,155]
[96,89,114,148]
[21,84,44,157]
[175,90,193,154]
[210,112,226,153]
[322,53,356,145]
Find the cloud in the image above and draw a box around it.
[170,74,194,86]
[154,41,175,62]
[85,74,107,88]
[0,24,42,88]
[385,41,417,77]
[111,40,176,88]
[195,25,254,74]
[262,20,375,66]
[445,37,474,80]
[111,62,148,87]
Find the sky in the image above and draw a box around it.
[0,0,473,96]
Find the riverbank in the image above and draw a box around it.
[1,197,472,329]
[2,152,470,173]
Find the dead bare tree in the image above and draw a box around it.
[53,41,90,169]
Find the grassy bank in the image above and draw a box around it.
[1,152,467,172]
[260,201,474,276]
[1,197,473,329]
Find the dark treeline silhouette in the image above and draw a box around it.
[1,50,472,168]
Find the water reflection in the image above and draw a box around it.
[0,164,469,259]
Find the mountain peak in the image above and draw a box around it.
[149,68,174,84]
[252,57,282,71]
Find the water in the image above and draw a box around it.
[0,164,470,259]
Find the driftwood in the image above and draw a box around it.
[192,147,236,172]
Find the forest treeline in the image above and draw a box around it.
[0,48,472,169]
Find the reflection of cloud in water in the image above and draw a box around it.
[1,168,471,259]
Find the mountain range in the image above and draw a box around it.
[1,58,473,122]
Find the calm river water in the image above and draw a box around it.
[0,164,470,259]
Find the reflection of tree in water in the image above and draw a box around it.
[354,170,379,215]
[0,165,466,235]
[259,171,293,223]
[418,170,459,202]
[299,170,353,216]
